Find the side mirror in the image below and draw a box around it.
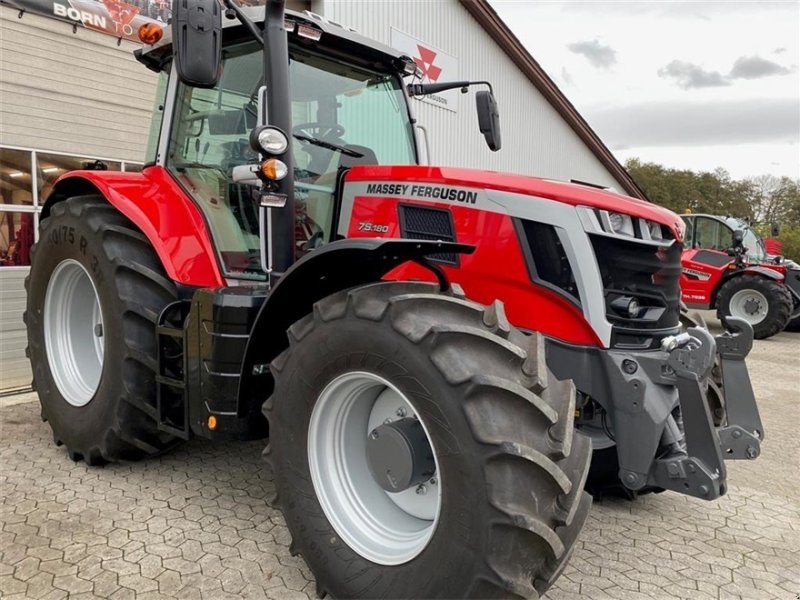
[172,0,222,88]
[733,229,744,244]
[771,223,780,237]
[476,90,501,152]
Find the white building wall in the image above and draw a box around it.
[316,0,625,190]
[0,5,159,162]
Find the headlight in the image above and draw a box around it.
[648,221,663,240]
[608,212,635,236]
[610,295,641,318]
[250,126,289,155]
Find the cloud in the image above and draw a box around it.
[729,55,792,79]
[658,60,730,89]
[567,40,617,68]
[560,67,573,86]
[774,47,787,54]
[585,98,799,148]
[561,1,791,17]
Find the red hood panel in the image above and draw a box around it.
[347,165,684,240]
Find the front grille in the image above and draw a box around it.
[590,234,682,347]
[398,204,458,265]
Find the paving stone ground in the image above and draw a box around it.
[1,315,798,600]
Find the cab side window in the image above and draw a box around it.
[694,217,733,251]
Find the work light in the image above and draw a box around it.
[251,126,289,155]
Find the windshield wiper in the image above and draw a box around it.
[293,133,363,157]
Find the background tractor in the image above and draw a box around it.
[25,1,764,597]
[681,213,800,338]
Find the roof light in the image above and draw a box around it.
[137,22,163,45]
[9,172,24,178]
[42,167,60,173]
[297,24,322,41]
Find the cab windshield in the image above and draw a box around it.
[166,41,416,279]
[724,218,767,262]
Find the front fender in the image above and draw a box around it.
[44,166,223,287]
[236,238,475,411]
[741,265,784,281]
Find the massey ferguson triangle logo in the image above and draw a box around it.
[413,45,442,82]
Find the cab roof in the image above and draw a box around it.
[136,8,409,76]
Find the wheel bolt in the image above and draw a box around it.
[415,484,427,495]
[396,407,407,418]
[429,478,437,485]
[369,429,379,440]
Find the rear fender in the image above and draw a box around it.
[236,238,474,412]
[43,166,223,287]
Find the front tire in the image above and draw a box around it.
[26,196,180,464]
[265,281,591,598]
[716,274,792,339]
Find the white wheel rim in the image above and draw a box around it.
[44,259,105,407]
[307,371,441,565]
[729,289,769,325]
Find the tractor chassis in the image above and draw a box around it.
[549,317,761,500]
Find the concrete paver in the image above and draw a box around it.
[1,317,798,599]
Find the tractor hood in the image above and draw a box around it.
[345,165,685,242]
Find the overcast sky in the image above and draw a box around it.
[489,1,800,180]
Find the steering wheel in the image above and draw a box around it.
[293,122,346,140]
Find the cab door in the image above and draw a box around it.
[680,216,733,307]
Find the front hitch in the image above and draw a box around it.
[650,327,727,499]
[715,317,763,459]
[649,319,763,499]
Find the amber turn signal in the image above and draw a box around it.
[208,415,218,430]
[260,159,288,181]
[138,22,164,45]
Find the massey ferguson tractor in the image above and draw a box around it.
[25,1,765,597]
[681,213,800,338]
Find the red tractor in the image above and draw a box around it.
[25,2,764,597]
[680,213,800,338]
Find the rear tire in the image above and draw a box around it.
[716,274,791,339]
[25,196,180,464]
[264,281,592,598]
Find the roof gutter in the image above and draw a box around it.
[459,0,648,201]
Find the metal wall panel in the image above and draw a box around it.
[0,5,158,162]
[0,268,31,390]
[317,0,626,190]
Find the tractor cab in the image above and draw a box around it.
[136,7,498,283]
[137,8,420,281]
[682,214,767,263]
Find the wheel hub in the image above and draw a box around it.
[367,418,436,493]
[43,259,104,407]
[307,372,441,565]
[729,288,769,325]
[744,297,761,315]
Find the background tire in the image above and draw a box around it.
[25,195,180,465]
[716,274,791,339]
[264,281,592,598]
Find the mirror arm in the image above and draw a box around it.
[408,80,493,97]
[222,0,264,46]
